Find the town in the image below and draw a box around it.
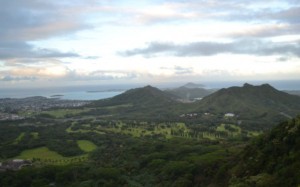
[0,97,90,120]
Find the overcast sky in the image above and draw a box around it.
[0,0,300,88]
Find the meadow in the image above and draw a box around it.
[14,140,97,165]
[41,108,91,118]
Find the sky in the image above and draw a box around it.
[0,0,300,88]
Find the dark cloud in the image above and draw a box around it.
[174,66,193,75]
[120,40,300,57]
[0,0,88,42]
[0,75,37,82]
[271,6,300,24]
[160,66,193,75]
[62,69,139,81]
[0,1,88,62]
[226,24,300,38]
[277,56,290,62]
[82,56,101,60]
[0,41,80,60]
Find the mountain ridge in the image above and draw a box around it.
[165,82,216,101]
[192,83,300,128]
[89,85,181,119]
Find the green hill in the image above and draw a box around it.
[182,82,205,88]
[90,85,181,119]
[165,86,216,101]
[193,83,300,128]
[92,85,177,106]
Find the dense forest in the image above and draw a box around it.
[0,116,300,186]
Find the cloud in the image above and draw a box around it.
[120,40,300,57]
[0,67,140,82]
[0,75,37,82]
[0,1,89,63]
[127,1,300,25]
[174,66,193,75]
[0,0,90,42]
[47,68,139,81]
[0,41,79,60]
[161,66,194,75]
[225,24,300,38]
[82,56,101,60]
[271,6,300,24]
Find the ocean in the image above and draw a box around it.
[0,89,124,101]
[0,86,126,100]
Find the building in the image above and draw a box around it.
[224,113,235,117]
[0,159,32,171]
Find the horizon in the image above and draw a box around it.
[1,80,299,100]
[1,1,300,88]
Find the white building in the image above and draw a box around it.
[224,113,235,117]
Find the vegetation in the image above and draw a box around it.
[229,115,300,186]
[15,147,88,165]
[77,140,97,152]
[16,147,67,160]
[165,85,216,100]
[41,108,91,118]
[193,83,300,130]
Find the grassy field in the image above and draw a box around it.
[13,132,25,144]
[77,140,97,152]
[31,132,39,139]
[66,123,105,134]
[216,124,261,138]
[101,122,192,139]
[101,104,132,109]
[16,147,66,160]
[15,147,88,165]
[18,110,37,117]
[216,124,241,136]
[42,108,91,118]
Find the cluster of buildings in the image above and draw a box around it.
[0,113,24,121]
[0,97,90,112]
[179,112,236,118]
[0,97,90,120]
[0,159,32,172]
[179,113,198,118]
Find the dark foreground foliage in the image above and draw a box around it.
[228,115,300,186]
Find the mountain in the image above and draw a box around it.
[90,85,181,119]
[229,115,300,186]
[93,85,177,106]
[165,83,216,101]
[194,83,300,128]
[182,82,205,89]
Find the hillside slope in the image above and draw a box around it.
[229,115,300,186]
[165,86,216,101]
[90,86,181,119]
[193,83,300,128]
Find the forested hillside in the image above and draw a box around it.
[229,115,300,186]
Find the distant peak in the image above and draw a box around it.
[143,85,156,89]
[242,83,274,90]
[243,83,253,87]
[183,82,205,88]
[260,83,273,88]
